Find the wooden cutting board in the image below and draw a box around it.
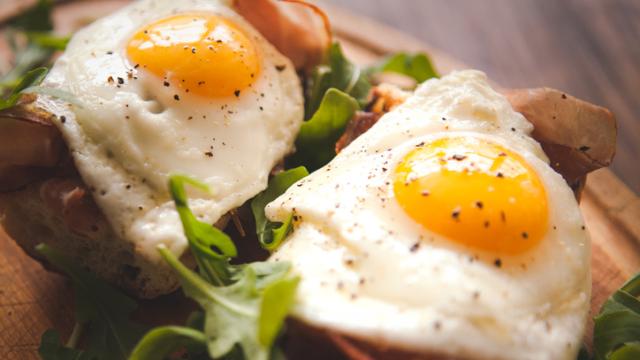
[1,1,639,359]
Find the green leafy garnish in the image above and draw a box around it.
[132,175,299,360]
[153,246,297,360]
[38,329,90,360]
[129,326,207,360]
[290,88,359,170]
[36,244,147,360]
[1,0,68,97]
[0,67,47,110]
[251,167,309,251]
[593,272,640,360]
[305,42,370,117]
[168,175,237,285]
[26,31,70,51]
[372,52,439,83]
[7,0,54,32]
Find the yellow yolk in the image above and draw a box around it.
[127,13,260,98]
[393,137,548,255]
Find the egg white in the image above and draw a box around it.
[38,0,303,259]
[267,71,590,360]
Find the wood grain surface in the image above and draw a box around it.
[328,0,640,195]
[0,1,639,359]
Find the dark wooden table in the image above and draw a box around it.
[330,0,640,194]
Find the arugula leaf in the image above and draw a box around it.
[130,175,300,360]
[7,0,54,32]
[593,272,640,360]
[35,244,147,360]
[129,326,207,360]
[372,52,439,83]
[290,88,359,170]
[305,42,370,117]
[168,175,237,285]
[27,31,70,50]
[0,41,51,91]
[1,0,68,96]
[156,245,298,360]
[258,276,299,346]
[39,329,90,360]
[251,167,309,251]
[0,67,47,110]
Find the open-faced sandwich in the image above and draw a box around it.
[0,0,329,298]
[1,1,635,360]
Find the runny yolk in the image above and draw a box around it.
[393,137,548,255]
[127,13,260,98]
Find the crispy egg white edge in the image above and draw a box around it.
[38,0,303,260]
[266,70,591,360]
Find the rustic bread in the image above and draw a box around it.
[0,177,183,298]
[0,173,234,299]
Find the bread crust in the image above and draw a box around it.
[0,176,182,298]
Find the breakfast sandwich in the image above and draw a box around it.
[267,70,615,359]
[0,0,329,298]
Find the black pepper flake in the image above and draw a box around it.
[106,51,113,55]
[561,93,567,99]
[496,172,504,178]
[174,94,180,101]
[500,211,506,222]
[494,258,502,268]
[275,64,286,72]
[421,190,430,197]
[138,206,143,210]
[452,154,467,161]
[259,106,263,111]
[381,167,388,172]
[521,232,529,239]
[204,151,213,157]
[60,116,66,123]
[511,127,516,132]
[234,90,240,97]
[107,76,114,84]
[410,242,420,252]
[117,77,124,85]
[191,47,196,54]
[498,152,507,157]
[581,225,586,230]
[451,207,461,221]
[484,220,490,228]
[163,81,170,87]
[345,259,354,266]
[134,63,140,69]
[126,184,131,190]
[579,146,590,152]
[433,321,442,330]
[475,201,483,209]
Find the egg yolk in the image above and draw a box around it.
[127,14,260,98]
[393,137,548,255]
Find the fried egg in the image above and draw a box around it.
[266,71,590,359]
[38,0,303,259]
